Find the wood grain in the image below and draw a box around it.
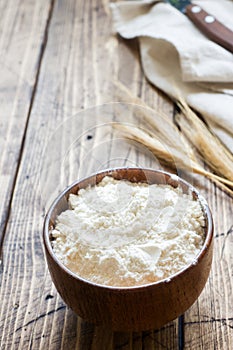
[0,0,55,251]
[0,0,232,349]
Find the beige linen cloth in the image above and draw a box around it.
[111,0,233,152]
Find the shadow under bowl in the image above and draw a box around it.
[43,167,214,332]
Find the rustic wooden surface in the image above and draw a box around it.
[0,0,232,349]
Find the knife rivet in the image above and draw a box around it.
[191,6,201,13]
[204,15,215,24]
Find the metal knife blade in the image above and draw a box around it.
[167,0,191,13]
[165,0,233,53]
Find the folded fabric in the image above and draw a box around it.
[111,0,233,152]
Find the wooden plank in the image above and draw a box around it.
[0,0,55,249]
[3,0,232,349]
[0,0,177,348]
[184,181,233,349]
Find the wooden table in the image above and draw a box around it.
[0,0,232,349]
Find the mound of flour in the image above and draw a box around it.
[51,176,205,287]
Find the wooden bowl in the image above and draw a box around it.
[43,168,214,331]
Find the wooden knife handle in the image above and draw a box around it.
[185,4,233,53]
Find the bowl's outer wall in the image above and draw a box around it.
[44,168,214,331]
[44,237,213,331]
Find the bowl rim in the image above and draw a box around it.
[43,167,214,291]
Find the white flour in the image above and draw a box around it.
[51,176,205,287]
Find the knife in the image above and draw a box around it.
[166,0,233,53]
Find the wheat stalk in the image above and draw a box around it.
[114,123,233,196]
[114,81,191,153]
[113,81,233,195]
[176,98,233,183]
